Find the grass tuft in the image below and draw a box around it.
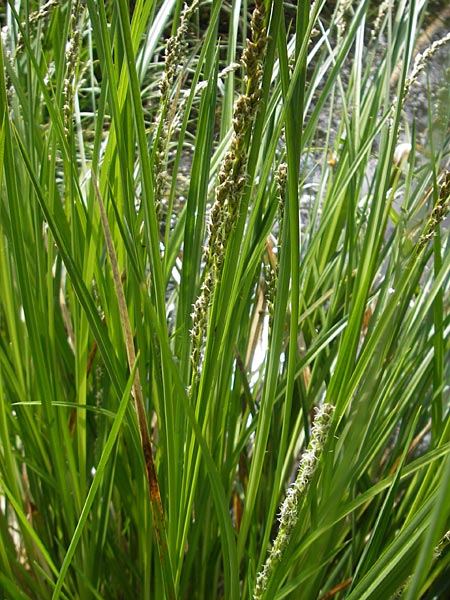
[1,1,449,598]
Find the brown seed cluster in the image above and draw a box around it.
[190,0,268,376]
[417,171,450,253]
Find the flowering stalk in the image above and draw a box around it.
[417,170,450,254]
[16,0,58,54]
[401,31,450,106]
[335,0,353,41]
[371,1,392,41]
[190,0,268,376]
[254,404,336,599]
[266,162,287,332]
[63,0,83,138]
[153,1,197,225]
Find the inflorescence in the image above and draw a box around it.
[153,1,198,225]
[254,403,335,599]
[190,0,268,377]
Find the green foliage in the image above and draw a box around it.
[0,1,449,598]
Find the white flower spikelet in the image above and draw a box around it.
[402,32,450,105]
[254,403,335,599]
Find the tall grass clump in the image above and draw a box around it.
[0,0,449,598]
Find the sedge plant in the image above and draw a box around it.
[0,0,449,598]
